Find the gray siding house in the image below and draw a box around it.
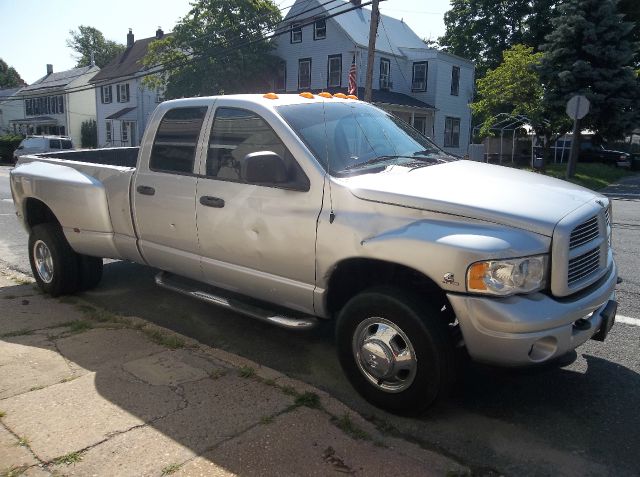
[90,29,165,147]
[274,0,475,156]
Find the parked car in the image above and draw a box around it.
[9,94,618,413]
[12,135,73,163]
[579,141,631,167]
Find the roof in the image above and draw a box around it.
[285,0,427,56]
[106,107,136,120]
[0,87,21,99]
[20,66,97,93]
[91,35,164,83]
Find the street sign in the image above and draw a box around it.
[566,95,590,120]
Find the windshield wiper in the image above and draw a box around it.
[338,155,410,172]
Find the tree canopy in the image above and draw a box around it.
[143,0,282,98]
[67,26,125,68]
[0,59,25,88]
[539,0,640,139]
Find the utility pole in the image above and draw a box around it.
[364,0,380,102]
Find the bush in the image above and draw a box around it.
[80,119,97,148]
[0,134,24,163]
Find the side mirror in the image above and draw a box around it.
[241,151,288,184]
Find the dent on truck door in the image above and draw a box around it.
[195,106,318,314]
[133,106,208,279]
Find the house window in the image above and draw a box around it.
[57,96,64,114]
[412,62,427,92]
[116,83,130,103]
[413,116,427,135]
[275,61,286,92]
[298,58,311,90]
[121,122,128,142]
[444,117,461,148]
[314,18,326,40]
[290,23,302,43]
[106,122,112,142]
[451,66,460,96]
[379,58,391,90]
[101,85,112,104]
[327,54,342,88]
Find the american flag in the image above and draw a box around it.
[348,55,357,95]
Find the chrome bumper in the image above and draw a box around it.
[447,261,618,366]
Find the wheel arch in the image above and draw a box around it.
[324,257,455,322]
[23,198,60,231]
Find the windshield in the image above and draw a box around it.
[277,101,455,175]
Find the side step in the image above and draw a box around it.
[154,271,318,330]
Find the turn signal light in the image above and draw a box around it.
[263,92,279,99]
[467,262,489,291]
[299,92,314,99]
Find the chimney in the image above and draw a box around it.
[156,26,164,39]
[46,64,53,75]
[127,28,134,48]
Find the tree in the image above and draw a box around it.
[67,26,125,68]
[80,120,97,148]
[0,59,25,88]
[539,0,640,141]
[439,0,557,76]
[618,0,640,67]
[472,45,545,134]
[143,0,282,99]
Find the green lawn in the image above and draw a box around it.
[525,163,637,191]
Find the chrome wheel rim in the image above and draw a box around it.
[33,240,54,284]
[352,317,417,393]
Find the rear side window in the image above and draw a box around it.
[150,107,208,174]
[61,139,72,149]
[49,139,61,149]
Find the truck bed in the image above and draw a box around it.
[39,147,139,168]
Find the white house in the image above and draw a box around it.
[274,0,475,156]
[90,28,166,148]
[0,87,24,135]
[11,65,99,146]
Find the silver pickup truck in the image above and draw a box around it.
[10,94,618,413]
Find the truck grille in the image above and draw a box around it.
[551,201,610,297]
[568,247,600,286]
[569,216,599,249]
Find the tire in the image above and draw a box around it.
[336,287,455,414]
[77,255,103,291]
[28,223,80,297]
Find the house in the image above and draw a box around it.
[274,0,475,156]
[90,28,166,148]
[10,64,99,145]
[0,87,24,135]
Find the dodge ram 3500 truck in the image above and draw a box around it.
[10,94,618,412]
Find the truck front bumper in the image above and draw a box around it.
[447,261,618,366]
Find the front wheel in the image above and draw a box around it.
[336,287,455,414]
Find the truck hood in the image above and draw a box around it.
[338,160,601,236]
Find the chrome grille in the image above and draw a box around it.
[604,207,610,227]
[569,216,599,249]
[568,247,600,286]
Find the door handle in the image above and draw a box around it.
[137,185,155,196]
[200,196,225,208]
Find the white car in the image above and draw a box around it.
[13,136,73,163]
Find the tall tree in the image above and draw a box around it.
[143,0,282,98]
[67,26,125,68]
[0,59,26,88]
[539,0,640,140]
[439,0,557,76]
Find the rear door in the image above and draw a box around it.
[133,104,210,280]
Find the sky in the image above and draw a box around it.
[0,0,452,85]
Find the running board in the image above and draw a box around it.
[154,271,318,330]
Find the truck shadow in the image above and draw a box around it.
[1,260,638,475]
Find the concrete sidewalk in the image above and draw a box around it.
[0,267,467,477]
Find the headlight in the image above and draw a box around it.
[467,255,548,296]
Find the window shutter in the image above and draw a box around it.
[126,84,130,101]
[117,85,121,103]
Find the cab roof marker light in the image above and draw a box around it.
[299,92,314,99]
[263,92,279,99]
[346,94,358,100]
[318,92,333,98]
[333,93,347,99]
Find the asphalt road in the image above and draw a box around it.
[1,164,638,476]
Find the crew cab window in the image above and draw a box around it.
[61,139,72,149]
[205,107,308,189]
[49,139,61,149]
[149,107,207,174]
